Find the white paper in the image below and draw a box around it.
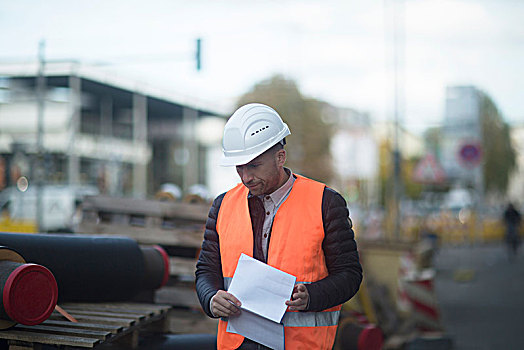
[226,254,296,349]
[227,309,285,350]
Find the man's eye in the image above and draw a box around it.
[248,164,259,169]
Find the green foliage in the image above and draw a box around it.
[236,75,334,183]
[480,92,517,194]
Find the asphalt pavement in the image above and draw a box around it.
[434,242,524,350]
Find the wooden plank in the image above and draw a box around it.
[0,303,172,349]
[112,329,139,349]
[155,286,200,308]
[14,324,110,341]
[60,302,171,313]
[141,314,170,334]
[169,256,197,277]
[52,309,146,321]
[47,314,136,327]
[58,305,153,318]
[81,195,209,221]
[101,308,170,347]
[7,343,38,350]
[0,330,100,348]
[42,320,122,334]
[76,222,204,247]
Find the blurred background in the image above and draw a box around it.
[0,1,523,349]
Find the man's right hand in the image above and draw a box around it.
[210,290,242,317]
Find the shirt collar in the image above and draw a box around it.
[262,167,295,203]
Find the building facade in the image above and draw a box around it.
[0,62,223,199]
[326,105,379,207]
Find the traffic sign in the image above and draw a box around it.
[412,153,446,184]
[458,143,482,168]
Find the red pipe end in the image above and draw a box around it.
[153,245,170,288]
[357,325,384,350]
[3,264,58,326]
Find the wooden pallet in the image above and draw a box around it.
[0,303,171,349]
[77,195,206,282]
[78,195,209,249]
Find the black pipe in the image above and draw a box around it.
[0,246,57,328]
[141,245,170,289]
[0,233,168,302]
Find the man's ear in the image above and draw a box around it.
[276,149,286,166]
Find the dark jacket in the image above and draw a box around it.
[195,186,362,318]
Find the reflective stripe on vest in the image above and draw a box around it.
[283,310,340,327]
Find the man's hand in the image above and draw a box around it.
[210,290,242,317]
[285,284,309,311]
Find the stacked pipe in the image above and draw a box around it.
[0,246,58,329]
[0,232,170,302]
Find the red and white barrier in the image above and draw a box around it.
[399,269,442,332]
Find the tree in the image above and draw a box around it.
[236,75,334,183]
[480,92,517,194]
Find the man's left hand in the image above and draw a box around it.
[285,283,309,311]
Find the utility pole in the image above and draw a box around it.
[385,0,405,240]
[36,40,46,232]
[393,0,405,240]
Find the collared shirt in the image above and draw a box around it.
[258,168,295,260]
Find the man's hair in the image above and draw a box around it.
[267,138,285,154]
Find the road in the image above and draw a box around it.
[434,242,524,349]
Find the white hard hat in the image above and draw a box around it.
[220,103,290,166]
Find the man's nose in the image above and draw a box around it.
[238,167,254,183]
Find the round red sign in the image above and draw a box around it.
[459,143,482,168]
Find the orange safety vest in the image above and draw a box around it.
[216,175,342,350]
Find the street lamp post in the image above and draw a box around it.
[35,40,46,232]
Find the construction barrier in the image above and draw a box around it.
[399,269,442,332]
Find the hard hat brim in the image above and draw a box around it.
[219,152,263,167]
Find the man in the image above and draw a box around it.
[503,202,521,261]
[196,103,362,349]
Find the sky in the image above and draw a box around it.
[1,0,523,135]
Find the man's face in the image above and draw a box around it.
[236,148,285,196]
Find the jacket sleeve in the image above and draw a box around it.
[195,193,226,318]
[305,187,363,312]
